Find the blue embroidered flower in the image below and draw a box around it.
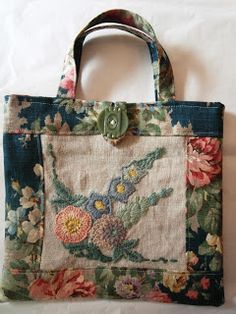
[122,161,147,184]
[108,177,135,203]
[85,192,112,220]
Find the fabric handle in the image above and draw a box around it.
[57,9,175,101]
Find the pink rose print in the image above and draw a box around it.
[60,68,75,98]
[200,277,210,290]
[145,288,172,303]
[187,137,221,188]
[185,290,199,300]
[29,269,96,300]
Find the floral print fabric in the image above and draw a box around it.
[57,9,175,101]
[1,132,224,306]
[4,95,224,138]
[1,8,224,307]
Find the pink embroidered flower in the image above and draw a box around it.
[185,290,198,299]
[55,206,92,243]
[60,68,75,98]
[145,288,172,303]
[200,277,210,290]
[29,269,96,300]
[90,215,127,250]
[187,137,221,188]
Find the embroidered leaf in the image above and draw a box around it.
[112,246,124,262]
[151,257,168,263]
[116,188,173,229]
[48,144,87,211]
[112,239,148,263]
[136,147,165,170]
[51,178,87,211]
[65,241,112,263]
[120,239,139,250]
[125,250,149,262]
[112,239,139,262]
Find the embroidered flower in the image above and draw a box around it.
[145,288,172,303]
[20,186,39,209]
[29,269,96,300]
[108,177,135,203]
[187,137,221,188]
[162,273,189,293]
[185,290,199,300]
[55,206,92,243]
[122,161,147,184]
[21,208,43,243]
[90,215,127,250]
[115,276,141,299]
[200,277,210,290]
[85,192,112,220]
[206,233,223,254]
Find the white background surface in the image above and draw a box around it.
[0,0,236,313]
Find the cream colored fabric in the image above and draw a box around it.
[40,135,187,272]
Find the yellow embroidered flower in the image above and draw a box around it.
[163,273,189,293]
[116,183,126,194]
[121,161,147,184]
[85,192,112,220]
[94,200,105,210]
[108,177,135,203]
[55,206,92,243]
[206,233,223,254]
[128,168,137,178]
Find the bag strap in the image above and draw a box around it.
[57,9,175,101]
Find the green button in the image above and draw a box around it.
[97,103,129,139]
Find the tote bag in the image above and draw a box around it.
[1,9,224,306]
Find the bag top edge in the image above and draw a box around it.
[4,94,225,110]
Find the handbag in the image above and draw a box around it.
[1,9,224,306]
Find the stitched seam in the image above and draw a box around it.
[2,266,223,276]
[7,99,224,109]
[35,134,44,270]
